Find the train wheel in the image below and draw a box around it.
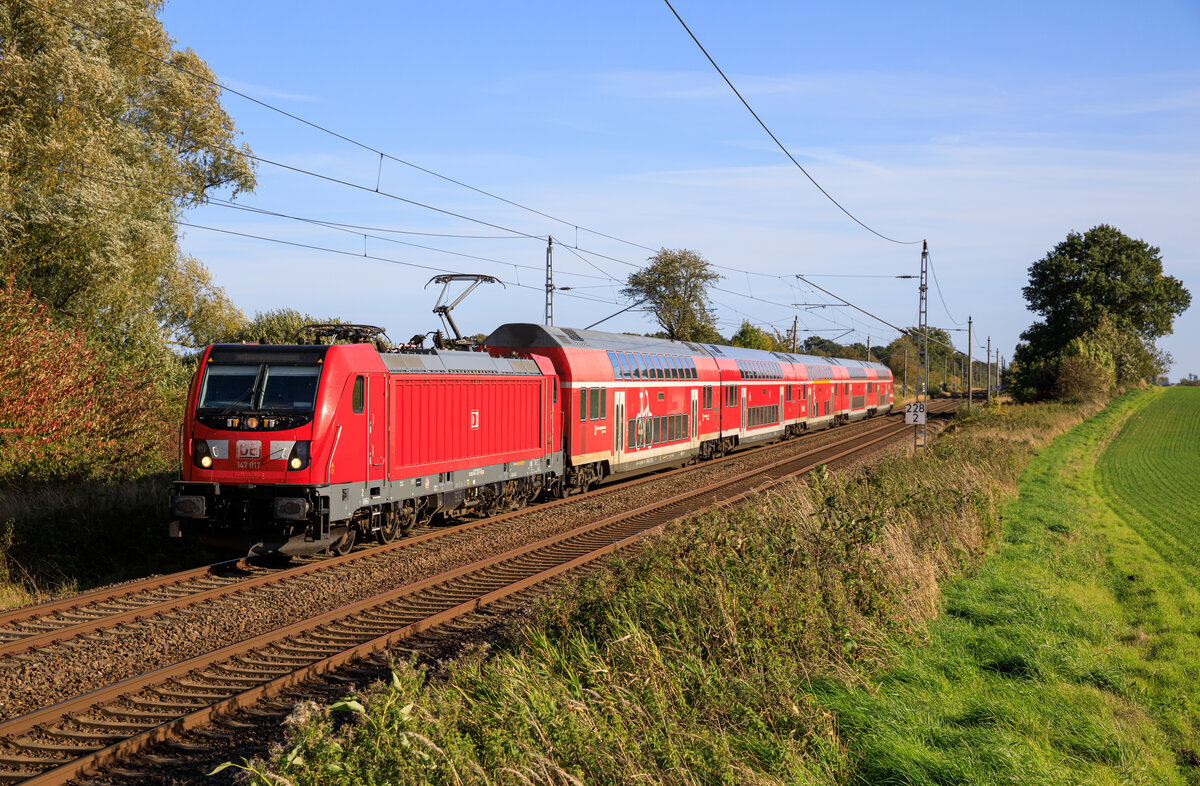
[375,511,401,544]
[330,526,357,555]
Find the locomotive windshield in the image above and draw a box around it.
[197,364,322,411]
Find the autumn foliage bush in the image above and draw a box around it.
[0,277,176,484]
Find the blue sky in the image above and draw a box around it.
[160,0,1199,376]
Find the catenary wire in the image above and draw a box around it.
[0,184,627,312]
[3,86,941,340]
[926,252,964,326]
[13,0,660,255]
[0,150,616,285]
[661,0,922,247]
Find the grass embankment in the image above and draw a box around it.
[236,396,1155,785]
[811,387,1200,783]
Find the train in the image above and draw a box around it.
[168,323,894,555]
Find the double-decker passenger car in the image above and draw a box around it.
[483,323,893,493]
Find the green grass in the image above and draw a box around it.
[812,388,1200,784]
[1096,387,1200,582]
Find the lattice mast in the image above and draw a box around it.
[915,240,930,452]
[545,237,554,326]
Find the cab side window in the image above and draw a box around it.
[352,375,364,413]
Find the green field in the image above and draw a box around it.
[1098,387,1200,581]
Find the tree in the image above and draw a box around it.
[621,249,721,342]
[1022,225,1190,351]
[729,320,777,351]
[1012,225,1189,399]
[801,335,847,357]
[0,0,256,352]
[220,308,347,346]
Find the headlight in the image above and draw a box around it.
[192,439,213,469]
[287,441,310,471]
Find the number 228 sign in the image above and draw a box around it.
[904,402,927,425]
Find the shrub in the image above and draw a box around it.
[0,276,176,484]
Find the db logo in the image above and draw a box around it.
[470,409,480,430]
[236,440,261,459]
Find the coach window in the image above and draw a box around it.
[632,354,644,380]
[590,387,601,420]
[618,352,632,380]
[650,355,662,379]
[579,388,587,421]
[352,375,364,413]
[607,350,619,379]
[600,387,607,417]
[786,385,793,402]
[687,358,696,379]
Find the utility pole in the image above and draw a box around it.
[903,347,908,396]
[791,315,798,353]
[966,316,973,411]
[867,336,871,362]
[986,336,992,404]
[544,236,555,326]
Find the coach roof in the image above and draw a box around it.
[485,323,892,377]
[485,323,703,356]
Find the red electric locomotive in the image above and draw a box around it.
[169,334,562,555]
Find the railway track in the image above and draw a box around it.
[0,400,954,784]
[0,406,932,661]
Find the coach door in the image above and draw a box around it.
[690,389,699,443]
[740,387,747,432]
[366,373,386,488]
[614,391,625,465]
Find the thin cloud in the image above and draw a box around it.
[221,78,321,103]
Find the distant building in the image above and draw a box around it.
[1157,376,1171,386]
